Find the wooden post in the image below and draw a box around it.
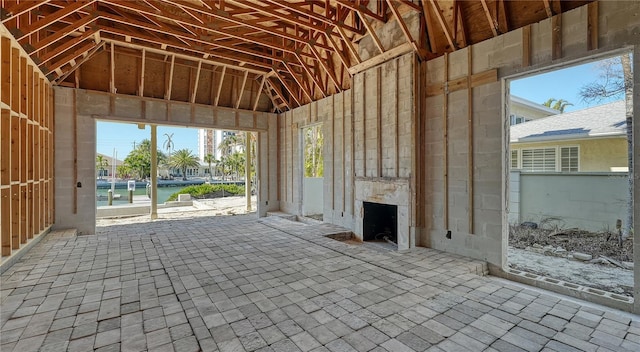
[245,131,252,211]
[150,124,158,219]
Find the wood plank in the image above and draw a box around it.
[11,114,19,182]
[27,65,33,119]
[235,70,248,109]
[19,118,26,183]
[214,66,226,107]
[20,57,26,115]
[552,14,562,60]
[1,110,10,186]
[11,184,19,250]
[20,185,26,243]
[443,53,449,230]
[34,182,40,233]
[11,48,20,111]
[1,37,11,106]
[1,188,10,256]
[386,0,414,46]
[587,2,598,51]
[467,47,474,234]
[27,182,33,240]
[33,124,39,185]
[522,25,531,67]
[348,42,413,75]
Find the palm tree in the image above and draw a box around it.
[163,133,174,175]
[168,149,200,181]
[543,98,573,113]
[203,153,215,182]
[218,133,239,158]
[96,155,109,180]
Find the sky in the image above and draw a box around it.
[510,59,622,113]
[97,57,625,159]
[96,122,199,160]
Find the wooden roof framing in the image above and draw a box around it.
[0,0,592,113]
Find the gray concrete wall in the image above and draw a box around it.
[55,87,280,220]
[511,171,627,231]
[422,2,640,272]
[303,177,323,216]
[278,54,416,246]
[53,87,96,235]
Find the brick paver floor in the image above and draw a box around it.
[1,213,639,351]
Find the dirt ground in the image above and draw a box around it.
[509,224,634,296]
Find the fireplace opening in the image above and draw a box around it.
[363,202,397,244]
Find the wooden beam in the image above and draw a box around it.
[386,0,415,46]
[30,15,98,54]
[358,12,385,54]
[16,1,98,40]
[53,42,105,84]
[427,0,456,50]
[294,52,327,98]
[1,0,52,23]
[552,14,562,60]
[235,70,248,109]
[214,66,226,107]
[140,49,146,96]
[543,0,554,17]
[37,28,97,66]
[425,68,498,97]
[480,0,499,37]
[110,42,115,93]
[191,61,202,103]
[165,55,175,100]
[522,25,531,67]
[348,42,413,75]
[309,44,343,92]
[253,75,266,111]
[1,37,11,106]
[587,2,598,51]
[323,30,351,70]
[282,62,312,103]
[273,70,302,107]
[335,26,362,64]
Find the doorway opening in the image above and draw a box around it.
[506,53,634,299]
[302,124,324,218]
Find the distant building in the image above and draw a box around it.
[198,129,237,162]
[96,153,123,178]
[510,100,627,172]
[509,96,559,125]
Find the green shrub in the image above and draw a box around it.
[167,184,244,201]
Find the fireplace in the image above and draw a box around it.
[363,202,397,243]
[355,178,413,250]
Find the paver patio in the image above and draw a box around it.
[1,213,639,351]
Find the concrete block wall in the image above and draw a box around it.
[54,87,96,235]
[420,1,640,311]
[278,54,416,235]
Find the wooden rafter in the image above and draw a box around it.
[480,0,499,37]
[427,0,456,50]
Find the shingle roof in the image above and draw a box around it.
[510,100,627,143]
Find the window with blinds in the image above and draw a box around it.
[521,148,556,172]
[560,146,579,172]
[511,150,519,169]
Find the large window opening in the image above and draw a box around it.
[506,53,634,299]
[96,122,256,220]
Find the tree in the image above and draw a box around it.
[168,149,200,181]
[218,133,239,158]
[123,139,166,180]
[542,98,573,113]
[204,153,215,181]
[96,155,109,179]
[304,125,324,177]
[162,133,175,153]
[580,54,633,238]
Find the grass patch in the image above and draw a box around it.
[167,184,244,201]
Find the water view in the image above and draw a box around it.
[96,185,189,206]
